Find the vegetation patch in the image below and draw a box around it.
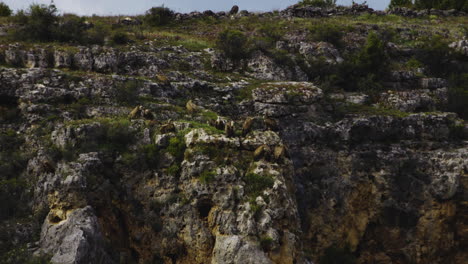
[216,29,250,61]
[199,169,216,184]
[319,245,356,264]
[62,117,134,159]
[115,79,142,106]
[260,236,274,251]
[166,136,186,161]
[298,0,337,8]
[144,6,174,27]
[244,172,275,198]
[336,103,410,118]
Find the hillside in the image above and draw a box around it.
[0,2,467,264]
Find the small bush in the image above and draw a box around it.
[244,172,274,198]
[0,2,12,17]
[104,119,133,150]
[199,170,216,184]
[416,35,452,76]
[13,4,59,42]
[83,22,111,45]
[355,32,389,74]
[0,130,28,180]
[141,144,159,166]
[144,6,174,26]
[115,80,140,105]
[298,0,337,7]
[0,246,51,264]
[414,0,468,11]
[166,164,180,176]
[166,136,186,161]
[111,31,130,45]
[216,29,249,61]
[260,236,274,251]
[0,178,28,221]
[64,118,134,157]
[54,14,88,43]
[308,23,344,48]
[337,31,389,92]
[253,23,285,50]
[448,74,468,119]
[319,245,356,264]
[406,57,423,69]
[389,0,414,8]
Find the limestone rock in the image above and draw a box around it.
[229,5,239,15]
[247,51,307,81]
[37,206,115,264]
[298,41,344,64]
[450,39,468,56]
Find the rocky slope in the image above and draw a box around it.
[0,5,467,264]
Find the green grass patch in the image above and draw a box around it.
[166,136,186,161]
[199,169,216,184]
[166,163,180,176]
[336,103,410,118]
[244,172,275,198]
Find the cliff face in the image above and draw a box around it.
[0,8,467,264]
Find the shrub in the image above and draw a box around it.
[416,35,452,76]
[308,23,344,48]
[253,23,285,50]
[111,31,130,45]
[216,29,249,61]
[244,172,274,198]
[115,80,140,105]
[319,245,356,264]
[389,0,414,8]
[414,0,468,11]
[166,136,186,161]
[406,57,423,69]
[0,178,28,221]
[54,14,88,43]
[260,236,274,251]
[0,246,51,264]
[298,0,337,7]
[166,164,180,176]
[64,118,134,157]
[337,32,389,92]
[355,32,388,74]
[199,170,216,184]
[0,2,12,17]
[13,4,59,42]
[104,119,133,150]
[84,23,110,45]
[144,6,174,26]
[141,144,159,168]
[448,74,468,119]
[0,130,28,180]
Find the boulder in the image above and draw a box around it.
[37,206,115,264]
[229,5,239,15]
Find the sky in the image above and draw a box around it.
[2,0,391,16]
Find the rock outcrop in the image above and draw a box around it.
[0,5,467,264]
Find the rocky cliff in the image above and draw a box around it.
[0,4,467,264]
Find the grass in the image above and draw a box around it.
[180,120,224,135]
[60,116,135,159]
[236,80,266,101]
[336,103,411,118]
[260,236,274,251]
[199,169,216,183]
[65,116,130,127]
[166,163,180,176]
[166,136,186,161]
[244,172,275,198]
